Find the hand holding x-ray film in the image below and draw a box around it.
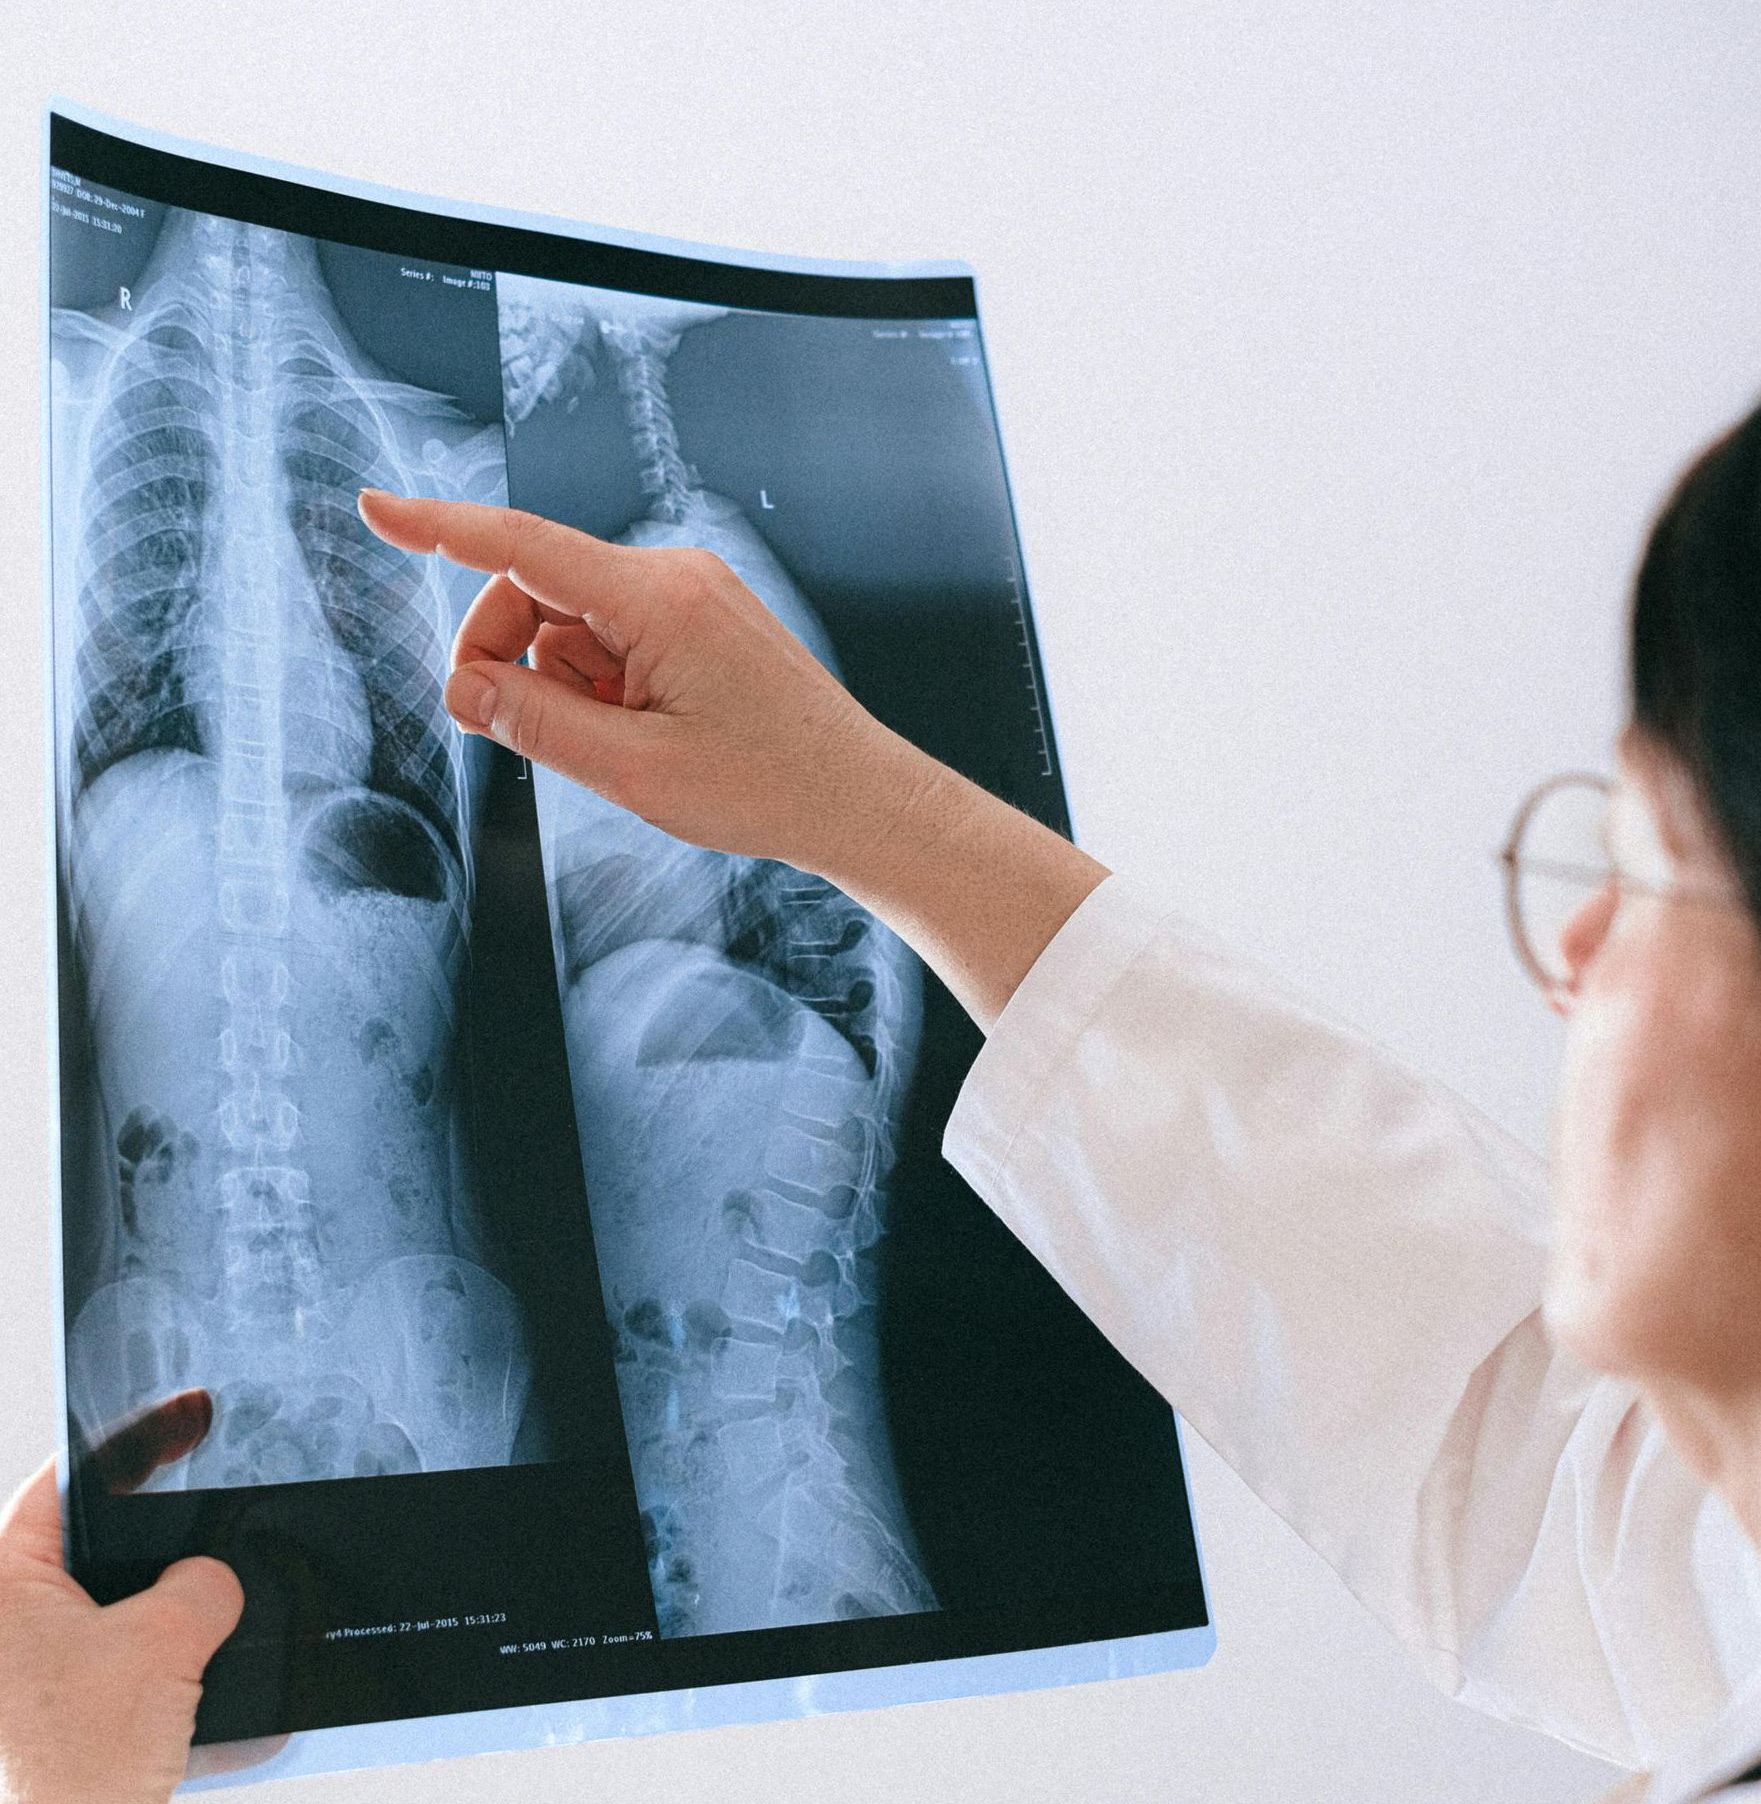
[362,486,941,1635]
[46,108,1209,1762]
[358,489,927,874]
[0,1395,287,1799]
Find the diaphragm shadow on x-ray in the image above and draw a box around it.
[41,99,1213,1790]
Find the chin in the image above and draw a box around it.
[1546,1243,1712,1398]
[1541,1269,1603,1370]
[1542,1244,1642,1377]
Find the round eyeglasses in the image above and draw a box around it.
[1497,771,1744,996]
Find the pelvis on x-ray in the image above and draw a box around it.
[50,211,523,1488]
[502,277,939,1635]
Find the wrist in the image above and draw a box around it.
[799,723,967,893]
[786,716,1109,1029]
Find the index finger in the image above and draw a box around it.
[357,492,654,638]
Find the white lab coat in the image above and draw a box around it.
[939,873,1761,1802]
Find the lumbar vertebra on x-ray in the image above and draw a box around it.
[52,211,527,1487]
[502,275,938,1635]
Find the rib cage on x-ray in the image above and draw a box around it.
[502,277,940,1636]
[52,209,526,1488]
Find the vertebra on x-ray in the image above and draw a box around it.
[53,209,523,1489]
[502,275,938,1635]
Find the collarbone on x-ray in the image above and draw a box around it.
[505,275,939,1636]
[45,127,1212,1745]
[52,208,521,1489]
[50,229,941,1628]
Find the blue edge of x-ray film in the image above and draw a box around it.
[41,95,1214,1792]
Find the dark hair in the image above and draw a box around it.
[1630,399,1761,924]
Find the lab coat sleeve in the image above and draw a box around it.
[940,870,1761,1771]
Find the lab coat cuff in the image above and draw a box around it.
[942,870,1182,1193]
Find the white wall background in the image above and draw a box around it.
[8,3,1761,1798]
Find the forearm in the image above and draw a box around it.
[805,726,1109,1032]
[356,490,1107,1028]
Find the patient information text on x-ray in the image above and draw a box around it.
[44,111,1208,1750]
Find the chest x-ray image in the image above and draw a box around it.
[49,207,547,1488]
[46,109,1210,1765]
[501,275,936,1636]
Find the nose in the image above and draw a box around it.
[1549,879,1620,1017]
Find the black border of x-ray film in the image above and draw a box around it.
[44,110,1210,1749]
[49,114,975,322]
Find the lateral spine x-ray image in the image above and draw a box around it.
[51,207,530,1488]
[48,122,1210,1755]
[502,275,939,1636]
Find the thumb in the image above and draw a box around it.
[113,1556,245,1673]
[447,659,653,796]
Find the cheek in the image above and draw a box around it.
[1546,986,1666,1365]
[1546,922,1761,1387]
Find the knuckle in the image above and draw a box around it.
[672,546,729,591]
[501,683,548,761]
[508,506,564,562]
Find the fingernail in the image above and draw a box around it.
[448,667,499,731]
[174,1388,214,1445]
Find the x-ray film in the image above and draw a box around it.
[41,103,1212,1787]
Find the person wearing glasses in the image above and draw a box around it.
[5,407,1761,1804]
[354,407,1761,1804]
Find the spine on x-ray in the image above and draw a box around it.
[598,319,695,522]
[510,280,935,1625]
[64,214,526,1486]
